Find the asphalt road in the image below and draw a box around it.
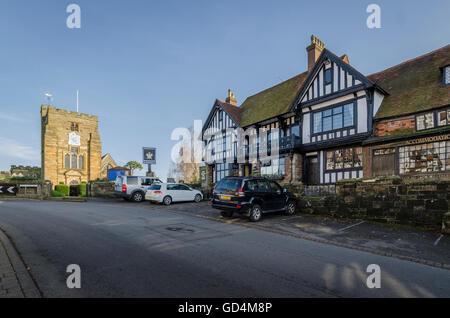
[0,200,449,298]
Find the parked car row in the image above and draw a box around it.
[114,175,203,205]
[114,175,299,222]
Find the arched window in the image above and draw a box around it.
[78,155,84,170]
[65,154,70,169]
[71,154,77,169]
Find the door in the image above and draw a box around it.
[166,184,179,201]
[177,184,194,201]
[256,180,271,211]
[305,156,320,185]
[373,150,396,177]
[268,181,285,211]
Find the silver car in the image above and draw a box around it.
[145,183,203,205]
[114,176,163,202]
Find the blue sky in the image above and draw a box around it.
[0,0,449,179]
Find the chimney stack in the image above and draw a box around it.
[225,89,237,106]
[306,35,325,72]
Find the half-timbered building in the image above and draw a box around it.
[201,35,450,186]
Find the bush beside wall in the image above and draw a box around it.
[55,184,69,196]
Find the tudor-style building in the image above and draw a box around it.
[363,47,450,179]
[201,36,450,186]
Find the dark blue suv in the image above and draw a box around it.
[211,177,298,222]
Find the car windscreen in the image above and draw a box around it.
[215,178,241,191]
[149,185,161,190]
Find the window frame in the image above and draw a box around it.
[399,141,450,174]
[324,67,332,86]
[325,147,363,172]
[312,101,356,135]
[443,66,450,87]
[415,112,435,131]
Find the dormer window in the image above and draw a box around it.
[444,66,450,86]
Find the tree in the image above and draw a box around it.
[124,161,143,176]
[172,127,201,184]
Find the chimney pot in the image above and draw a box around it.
[226,89,237,106]
[306,35,325,72]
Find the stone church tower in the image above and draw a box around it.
[41,105,102,186]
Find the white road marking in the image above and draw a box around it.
[281,216,303,221]
[338,221,365,232]
[434,235,443,246]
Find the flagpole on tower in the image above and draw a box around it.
[76,90,79,113]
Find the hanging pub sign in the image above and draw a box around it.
[143,147,156,165]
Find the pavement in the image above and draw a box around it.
[141,200,450,269]
[0,199,449,298]
[0,226,40,298]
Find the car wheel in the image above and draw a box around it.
[249,204,262,222]
[285,200,296,215]
[163,196,172,206]
[194,194,202,203]
[132,192,144,202]
[220,211,233,218]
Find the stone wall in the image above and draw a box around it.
[295,177,449,228]
[0,181,50,199]
[88,181,115,198]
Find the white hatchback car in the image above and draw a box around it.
[145,183,203,205]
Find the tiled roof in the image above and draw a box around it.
[368,45,450,119]
[217,100,241,126]
[238,72,309,127]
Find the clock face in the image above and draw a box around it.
[69,132,81,146]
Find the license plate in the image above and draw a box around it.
[220,195,231,200]
[147,196,152,199]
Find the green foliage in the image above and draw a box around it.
[55,184,69,196]
[51,190,64,197]
[79,183,87,197]
[124,161,143,175]
[9,176,40,181]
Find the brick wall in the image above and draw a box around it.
[375,117,415,136]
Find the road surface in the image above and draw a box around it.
[0,200,448,297]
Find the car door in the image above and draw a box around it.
[256,180,271,211]
[177,184,194,201]
[166,184,179,202]
[268,181,285,211]
[141,178,153,192]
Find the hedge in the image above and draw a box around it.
[55,184,69,196]
[79,183,87,197]
[51,190,64,197]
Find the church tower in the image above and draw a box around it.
[41,105,102,187]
